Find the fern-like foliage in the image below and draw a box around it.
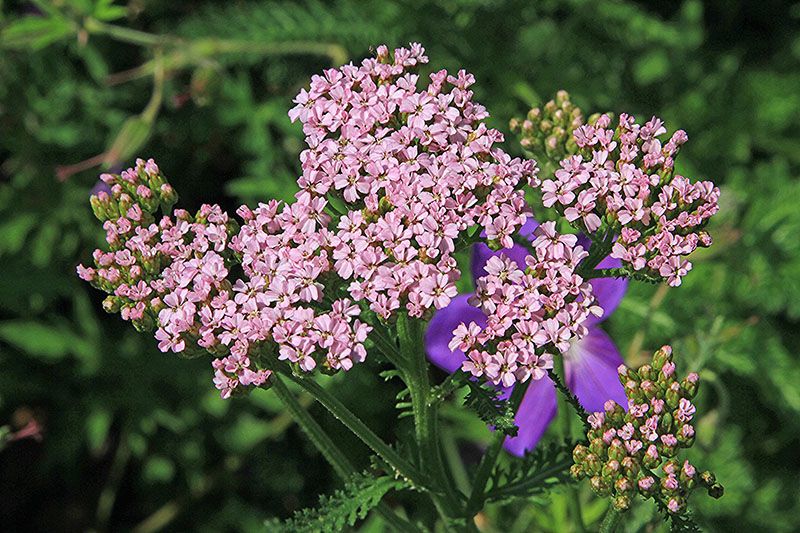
[174,0,396,54]
[265,470,402,532]
[461,378,519,437]
[668,513,703,533]
[484,440,575,503]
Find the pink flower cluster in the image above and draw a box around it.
[80,45,545,398]
[540,114,719,286]
[78,159,272,397]
[227,200,372,373]
[572,346,723,513]
[289,43,538,319]
[450,222,601,388]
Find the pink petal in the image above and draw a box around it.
[424,293,487,373]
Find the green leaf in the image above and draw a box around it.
[105,115,153,166]
[93,0,128,22]
[461,377,518,437]
[265,470,401,533]
[142,455,176,483]
[0,213,38,256]
[86,408,112,453]
[485,440,575,503]
[0,320,72,359]
[1,16,74,50]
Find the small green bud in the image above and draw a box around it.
[612,495,631,511]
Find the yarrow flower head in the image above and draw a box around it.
[451,221,602,390]
[571,345,723,515]
[426,215,629,455]
[521,93,720,287]
[289,43,538,319]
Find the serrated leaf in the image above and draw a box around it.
[265,470,402,533]
[461,378,518,437]
[485,440,575,503]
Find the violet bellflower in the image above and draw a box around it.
[425,217,628,455]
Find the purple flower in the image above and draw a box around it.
[425,217,628,455]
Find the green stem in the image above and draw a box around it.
[85,18,176,47]
[557,360,586,533]
[271,375,352,479]
[282,371,424,488]
[599,506,622,533]
[397,314,463,523]
[441,426,471,496]
[578,230,616,278]
[465,433,504,515]
[465,381,528,517]
[271,375,419,533]
[584,267,627,280]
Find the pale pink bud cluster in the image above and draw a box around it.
[572,345,723,514]
[289,43,538,319]
[78,160,275,397]
[451,221,601,388]
[540,114,719,286]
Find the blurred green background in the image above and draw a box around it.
[1,0,798,531]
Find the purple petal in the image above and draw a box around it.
[471,243,531,282]
[503,377,558,456]
[518,216,540,240]
[424,293,487,373]
[587,272,628,326]
[564,327,627,413]
[576,235,628,324]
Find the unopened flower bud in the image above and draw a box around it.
[638,476,655,492]
[612,495,631,511]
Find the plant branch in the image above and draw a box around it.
[547,368,590,428]
[271,375,419,533]
[84,18,177,47]
[281,370,425,489]
[464,380,528,516]
[584,267,627,280]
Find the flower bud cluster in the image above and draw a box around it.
[450,222,600,388]
[524,95,720,286]
[290,43,538,319]
[571,346,723,514]
[510,90,587,165]
[78,159,274,397]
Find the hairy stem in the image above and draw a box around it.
[271,375,419,533]
[397,314,464,525]
[282,371,425,488]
